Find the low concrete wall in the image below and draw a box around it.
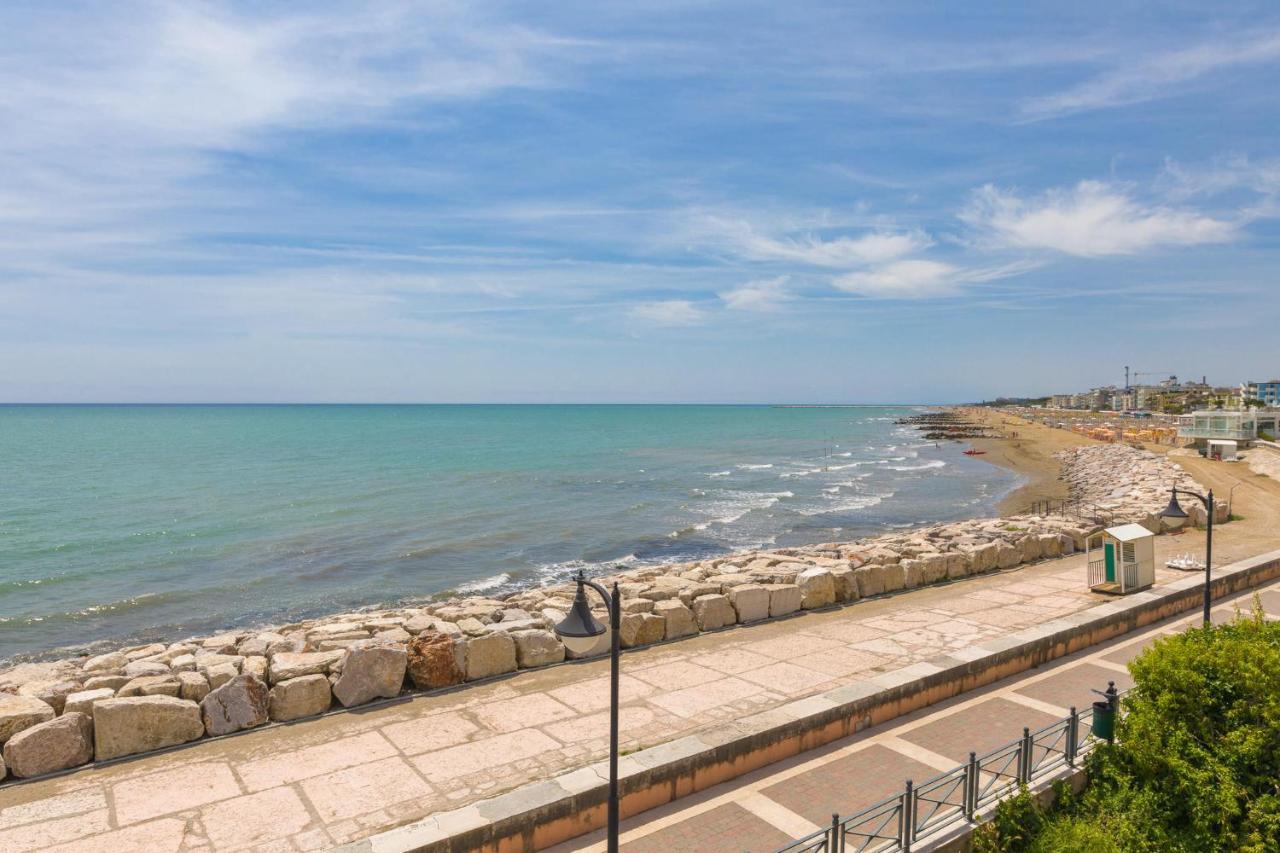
[341,548,1280,853]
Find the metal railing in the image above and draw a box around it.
[1021,497,1112,526]
[774,691,1127,853]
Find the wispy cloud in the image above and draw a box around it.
[628,300,705,326]
[731,226,931,268]
[1022,30,1280,119]
[834,260,959,298]
[960,181,1237,257]
[718,276,791,311]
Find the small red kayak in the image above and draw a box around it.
[963,449,986,456]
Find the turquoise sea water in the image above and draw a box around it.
[0,405,1017,661]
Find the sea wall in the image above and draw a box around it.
[0,443,1209,783]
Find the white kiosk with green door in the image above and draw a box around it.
[1087,523,1156,595]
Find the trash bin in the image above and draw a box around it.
[1091,700,1115,741]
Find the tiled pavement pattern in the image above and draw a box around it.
[0,525,1266,853]
[554,576,1280,852]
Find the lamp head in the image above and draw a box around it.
[554,571,608,654]
[1160,488,1189,530]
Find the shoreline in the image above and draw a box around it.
[0,412,1064,667]
[954,407,1094,516]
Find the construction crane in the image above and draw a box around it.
[1124,366,1175,390]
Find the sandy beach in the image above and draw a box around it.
[955,407,1095,515]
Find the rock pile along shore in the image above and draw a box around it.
[0,443,1216,782]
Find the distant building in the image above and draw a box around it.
[1241,380,1280,408]
[1177,410,1280,447]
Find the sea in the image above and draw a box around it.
[0,405,1018,662]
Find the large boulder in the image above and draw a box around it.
[93,696,203,760]
[406,631,466,690]
[63,688,116,717]
[945,553,969,580]
[84,674,130,692]
[17,680,82,715]
[853,565,886,598]
[828,566,859,602]
[332,647,407,707]
[200,674,269,736]
[2,713,94,778]
[268,675,332,722]
[269,651,343,684]
[797,568,837,609]
[464,632,517,681]
[765,584,802,618]
[692,594,735,630]
[512,630,565,669]
[82,651,127,673]
[0,694,56,745]
[996,543,1022,570]
[728,584,770,622]
[619,613,666,648]
[122,660,171,679]
[653,599,697,639]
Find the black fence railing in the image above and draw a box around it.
[774,691,1127,852]
[1021,497,1113,526]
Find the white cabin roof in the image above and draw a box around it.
[1208,439,1238,447]
[1105,523,1154,542]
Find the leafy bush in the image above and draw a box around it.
[975,601,1280,852]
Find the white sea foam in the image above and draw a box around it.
[888,460,946,472]
[708,470,731,478]
[736,463,773,470]
[453,572,512,594]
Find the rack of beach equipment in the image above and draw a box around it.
[1086,523,1156,594]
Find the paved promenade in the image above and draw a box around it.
[553,576,1280,852]
[1,447,1275,852]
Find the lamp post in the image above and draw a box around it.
[1159,485,1215,626]
[553,569,621,852]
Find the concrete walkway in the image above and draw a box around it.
[553,576,1280,852]
[0,477,1274,853]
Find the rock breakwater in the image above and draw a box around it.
[0,443,1208,782]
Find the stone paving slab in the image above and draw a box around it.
[1,531,1273,853]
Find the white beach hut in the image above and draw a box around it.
[1207,439,1238,461]
[1087,523,1156,595]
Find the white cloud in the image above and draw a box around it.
[834,260,958,298]
[736,229,931,267]
[1022,31,1280,119]
[718,276,791,311]
[960,181,1237,257]
[628,300,705,326]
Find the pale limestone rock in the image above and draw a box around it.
[797,568,837,609]
[169,654,197,673]
[203,663,239,691]
[2,712,94,778]
[457,617,488,637]
[653,599,697,639]
[881,564,906,593]
[194,653,243,672]
[117,675,180,698]
[332,647,406,707]
[201,674,269,735]
[1038,534,1062,559]
[268,651,343,684]
[237,632,285,657]
[177,672,210,703]
[374,627,412,645]
[945,553,969,580]
[63,688,116,717]
[202,633,240,654]
[17,680,81,715]
[82,651,127,673]
[0,694,56,744]
[124,643,166,661]
[996,543,1022,570]
[122,660,169,679]
[619,613,665,648]
[268,674,332,721]
[854,565,885,598]
[84,675,130,692]
[692,594,735,630]
[464,632,517,681]
[242,656,269,682]
[728,584,770,622]
[828,566,858,602]
[765,584,802,618]
[1020,535,1042,562]
[511,630,565,669]
[621,598,654,614]
[93,696,203,760]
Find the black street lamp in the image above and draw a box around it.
[1159,485,1215,626]
[553,569,621,852]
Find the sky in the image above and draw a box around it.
[3,1,1280,403]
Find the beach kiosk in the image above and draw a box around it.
[1208,439,1238,462]
[1087,523,1156,595]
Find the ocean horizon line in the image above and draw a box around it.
[0,401,953,407]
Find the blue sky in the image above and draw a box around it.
[3,1,1279,403]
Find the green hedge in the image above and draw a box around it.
[975,599,1280,852]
